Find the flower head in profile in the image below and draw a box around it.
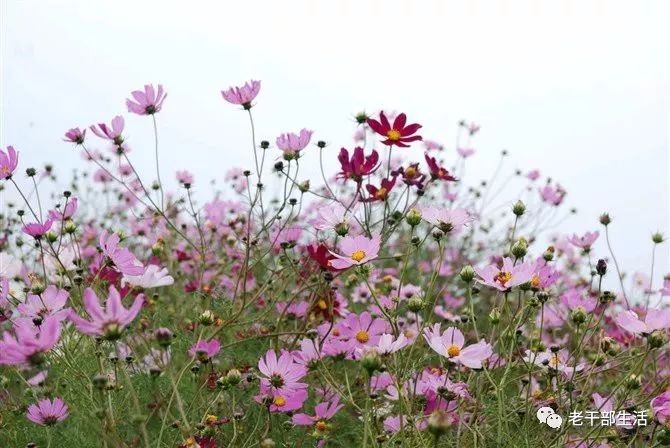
[126,84,167,115]
[292,396,343,434]
[457,147,475,158]
[329,233,381,269]
[423,324,492,368]
[425,154,457,181]
[63,128,86,145]
[475,257,534,291]
[567,231,599,251]
[22,219,54,239]
[276,129,313,160]
[615,308,670,335]
[90,115,125,145]
[26,398,68,426]
[68,286,144,340]
[17,285,70,322]
[48,197,78,221]
[221,80,261,109]
[122,264,175,289]
[367,111,422,148]
[652,391,670,424]
[188,339,221,363]
[338,147,379,183]
[0,145,19,180]
[422,206,472,234]
[99,230,144,276]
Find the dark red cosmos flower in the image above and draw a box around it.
[364,176,397,202]
[307,243,342,271]
[425,154,457,182]
[179,436,218,448]
[338,147,379,183]
[367,111,422,148]
[393,163,426,189]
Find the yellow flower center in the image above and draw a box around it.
[447,344,461,357]
[494,271,512,287]
[317,299,328,310]
[386,129,401,141]
[530,274,541,288]
[0,166,9,176]
[405,166,417,178]
[273,396,286,407]
[315,420,328,432]
[356,330,370,343]
[184,437,196,447]
[351,250,366,262]
[332,329,340,337]
[375,187,388,199]
[205,414,218,424]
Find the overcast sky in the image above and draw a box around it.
[1,0,669,291]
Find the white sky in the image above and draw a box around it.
[1,0,669,290]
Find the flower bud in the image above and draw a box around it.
[298,180,310,193]
[652,232,665,244]
[407,295,425,313]
[260,438,276,448]
[625,374,641,390]
[64,220,77,234]
[489,308,501,325]
[511,238,528,259]
[512,200,526,216]
[599,213,612,226]
[334,222,349,237]
[459,265,475,283]
[428,410,451,436]
[599,291,615,305]
[406,208,422,227]
[154,327,174,348]
[226,369,242,386]
[596,259,607,276]
[361,350,382,374]
[570,307,588,325]
[45,231,58,243]
[199,310,215,326]
[648,330,667,349]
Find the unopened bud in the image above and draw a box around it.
[512,200,526,216]
[460,265,475,283]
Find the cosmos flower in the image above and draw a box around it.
[0,317,61,366]
[188,339,221,362]
[17,285,70,322]
[22,219,54,239]
[99,231,145,276]
[26,398,68,426]
[457,147,475,158]
[48,197,78,221]
[652,391,670,424]
[329,233,381,269]
[421,206,472,233]
[68,286,144,339]
[365,177,396,202]
[221,80,261,109]
[474,257,535,291]
[126,84,167,115]
[63,128,86,144]
[423,324,493,369]
[567,231,599,250]
[276,129,313,159]
[367,111,422,148]
[90,116,125,144]
[337,311,388,355]
[615,308,670,335]
[292,396,343,432]
[338,147,379,182]
[0,145,19,180]
[122,264,175,289]
[425,154,457,181]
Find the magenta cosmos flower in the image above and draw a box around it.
[367,111,422,148]
[652,391,670,424]
[336,311,388,355]
[615,308,670,335]
[567,231,599,250]
[423,324,492,369]
[292,396,343,433]
[329,233,381,270]
[22,219,54,239]
[26,397,69,426]
[99,230,145,275]
[68,286,144,340]
[90,115,125,144]
[48,197,78,221]
[221,80,261,109]
[188,339,221,362]
[63,127,86,144]
[0,145,19,180]
[0,317,61,366]
[276,129,313,160]
[126,84,167,115]
[258,349,308,395]
[475,257,535,291]
[337,147,379,183]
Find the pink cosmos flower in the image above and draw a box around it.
[99,231,145,275]
[524,349,584,376]
[292,396,343,431]
[652,391,670,424]
[539,184,566,206]
[258,350,307,395]
[17,285,70,322]
[662,278,670,296]
[221,80,261,109]
[0,145,19,179]
[63,127,86,144]
[0,317,61,366]
[337,311,388,355]
[126,84,167,115]
[361,333,409,356]
[259,387,308,413]
[560,288,597,313]
[615,308,670,335]
[122,264,174,289]
[22,219,54,239]
[90,116,125,144]
[292,338,322,367]
[48,197,78,221]
[276,129,313,159]
[423,324,493,368]
[26,397,68,426]
[421,206,472,233]
[68,286,144,339]
[474,257,535,291]
[188,339,221,362]
[176,170,194,185]
[329,233,381,269]
[526,169,540,181]
[567,231,599,250]
[456,147,475,158]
